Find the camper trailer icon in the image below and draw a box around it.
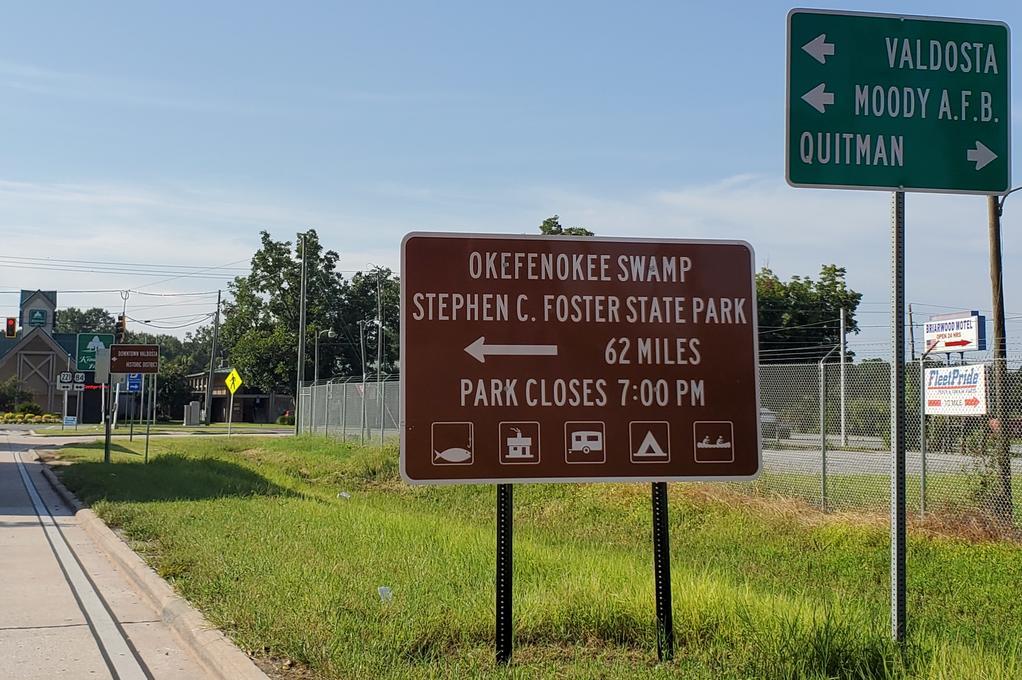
[564,422,606,464]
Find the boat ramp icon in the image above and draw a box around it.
[693,421,735,463]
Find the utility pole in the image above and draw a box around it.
[988,194,1012,524]
[204,289,221,425]
[294,233,308,435]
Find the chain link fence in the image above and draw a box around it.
[298,376,400,444]
[300,359,1022,529]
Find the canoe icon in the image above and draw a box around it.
[434,447,472,463]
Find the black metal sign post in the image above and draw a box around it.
[890,192,907,642]
[495,483,513,665]
[651,481,674,661]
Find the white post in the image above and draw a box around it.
[62,390,68,431]
[228,392,235,437]
[112,382,121,429]
[101,384,106,425]
[840,307,847,447]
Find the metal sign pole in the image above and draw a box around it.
[62,389,68,431]
[495,483,513,665]
[919,358,927,515]
[820,360,828,511]
[129,382,135,442]
[103,375,113,464]
[890,191,907,642]
[145,374,155,464]
[651,481,674,661]
[228,391,235,437]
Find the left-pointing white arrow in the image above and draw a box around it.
[802,34,835,64]
[966,141,997,170]
[464,336,558,363]
[801,83,834,113]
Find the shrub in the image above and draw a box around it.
[277,414,295,425]
[15,402,43,415]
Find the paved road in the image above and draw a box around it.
[763,446,1022,476]
[0,432,210,679]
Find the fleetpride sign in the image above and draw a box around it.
[924,365,987,415]
[787,9,1010,194]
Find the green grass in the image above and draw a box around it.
[53,436,1022,679]
[745,471,1022,518]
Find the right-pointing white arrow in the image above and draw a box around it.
[966,141,997,170]
[802,83,834,113]
[464,336,558,363]
[802,34,835,64]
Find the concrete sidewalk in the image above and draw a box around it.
[0,432,211,680]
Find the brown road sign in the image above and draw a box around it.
[400,232,761,485]
[110,344,160,374]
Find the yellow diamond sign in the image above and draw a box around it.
[225,368,243,395]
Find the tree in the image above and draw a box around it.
[219,230,400,394]
[539,215,594,237]
[0,376,31,412]
[757,265,862,364]
[54,307,116,334]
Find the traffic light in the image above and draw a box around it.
[116,314,127,343]
[4,317,15,338]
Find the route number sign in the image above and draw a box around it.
[400,233,761,485]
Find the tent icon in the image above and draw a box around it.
[629,422,670,463]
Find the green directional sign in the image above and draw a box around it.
[76,333,114,371]
[787,9,1010,194]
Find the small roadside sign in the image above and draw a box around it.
[77,333,115,371]
[225,369,243,395]
[400,232,761,485]
[95,348,111,384]
[110,344,160,374]
[787,9,1010,194]
[63,416,78,427]
[924,365,987,415]
[924,312,986,354]
[126,373,143,393]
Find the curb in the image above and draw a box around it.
[37,457,268,680]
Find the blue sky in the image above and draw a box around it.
[1,1,1021,356]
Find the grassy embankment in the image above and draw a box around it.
[52,436,1022,679]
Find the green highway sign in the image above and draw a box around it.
[787,9,1010,194]
[76,333,114,371]
[28,309,48,326]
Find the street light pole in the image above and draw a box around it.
[359,319,367,443]
[294,232,308,435]
[313,328,336,434]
